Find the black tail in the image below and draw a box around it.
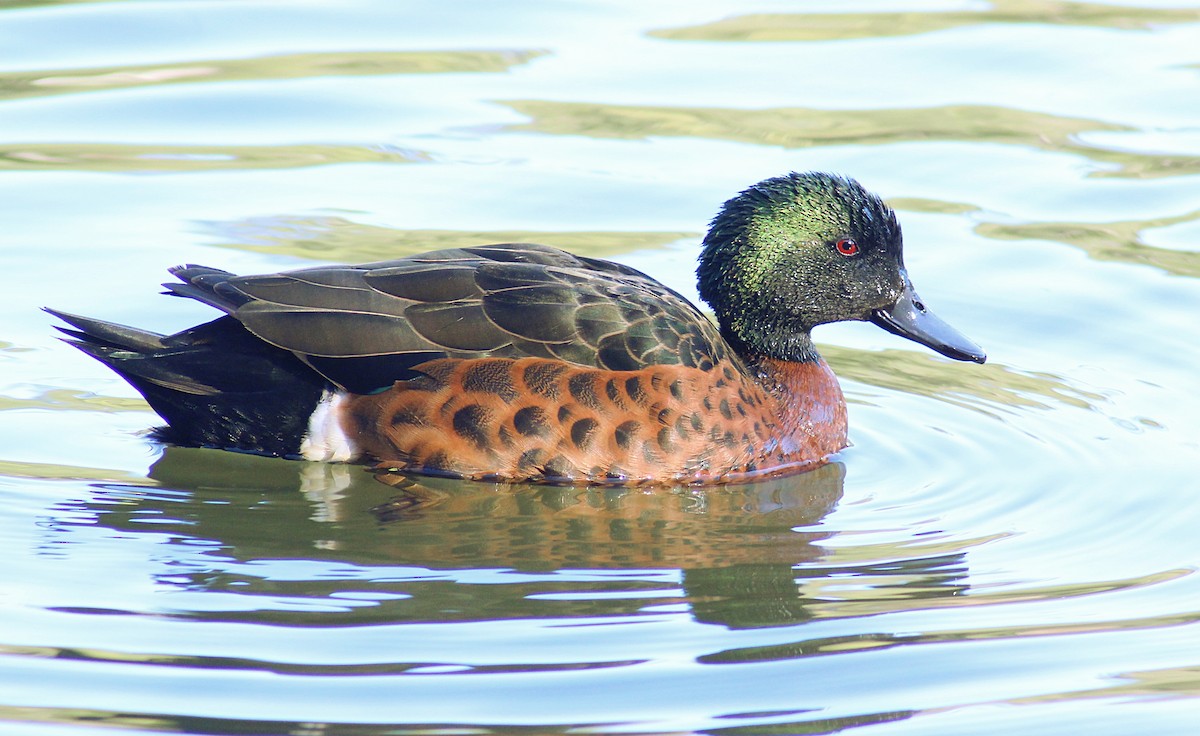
[47,309,329,458]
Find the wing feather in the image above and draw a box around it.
[167,243,728,391]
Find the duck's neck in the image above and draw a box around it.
[745,350,848,459]
[722,325,820,364]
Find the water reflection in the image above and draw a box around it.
[144,447,846,572]
[1010,663,1200,704]
[0,50,543,103]
[47,446,1189,658]
[650,2,1200,41]
[681,552,965,630]
[34,448,983,631]
[0,446,940,629]
[977,210,1200,278]
[0,0,121,9]
[825,346,1106,414]
[0,386,147,413]
[0,703,916,736]
[201,214,696,262]
[502,100,1200,178]
[0,142,424,173]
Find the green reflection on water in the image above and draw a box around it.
[705,710,917,735]
[1012,663,1200,704]
[0,458,143,481]
[824,346,1105,414]
[650,0,1200,41]
[0,143,423,173]
[0,387,147,413]
[0,703,915,736]
[0,50,544,103]
[890,198,1200,278]
[0,706,175,736]
[887,198,979,216]
[504,100,1199,179]
[977,210,1200,278]
[505,99,1124,149]
[704,581,1197,664]
[204,214,696,261]
[0,0,114,7]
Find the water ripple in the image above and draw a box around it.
[0,50,543,103]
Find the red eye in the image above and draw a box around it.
[835,238,860,256]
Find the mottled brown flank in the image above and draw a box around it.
[568,372,603,411]
[513,406,551,437]
[523,362,567,399]
[614,420,640,450]
[625,376,648,405]
[342,356,847,484]
[462,361,518,402]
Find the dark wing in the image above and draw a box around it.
[166,243,729,393]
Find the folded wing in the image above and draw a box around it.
[167,243,729,394]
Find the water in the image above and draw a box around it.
[2,0,1199,733]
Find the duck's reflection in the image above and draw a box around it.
[143,447,844,570]
[366,462,845,569]
[63,447,970,629]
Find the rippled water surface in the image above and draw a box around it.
[3,1,1200,734]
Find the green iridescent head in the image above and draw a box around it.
[697,172,985,364]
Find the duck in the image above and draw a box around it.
[49,172,985,485]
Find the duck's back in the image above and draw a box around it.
[173,243,734,396]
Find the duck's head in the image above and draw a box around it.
[697,171,985,364]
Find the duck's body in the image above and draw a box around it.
[51,173,984,484]
[336,353,846,483]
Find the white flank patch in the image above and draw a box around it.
[299,390,359,462]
